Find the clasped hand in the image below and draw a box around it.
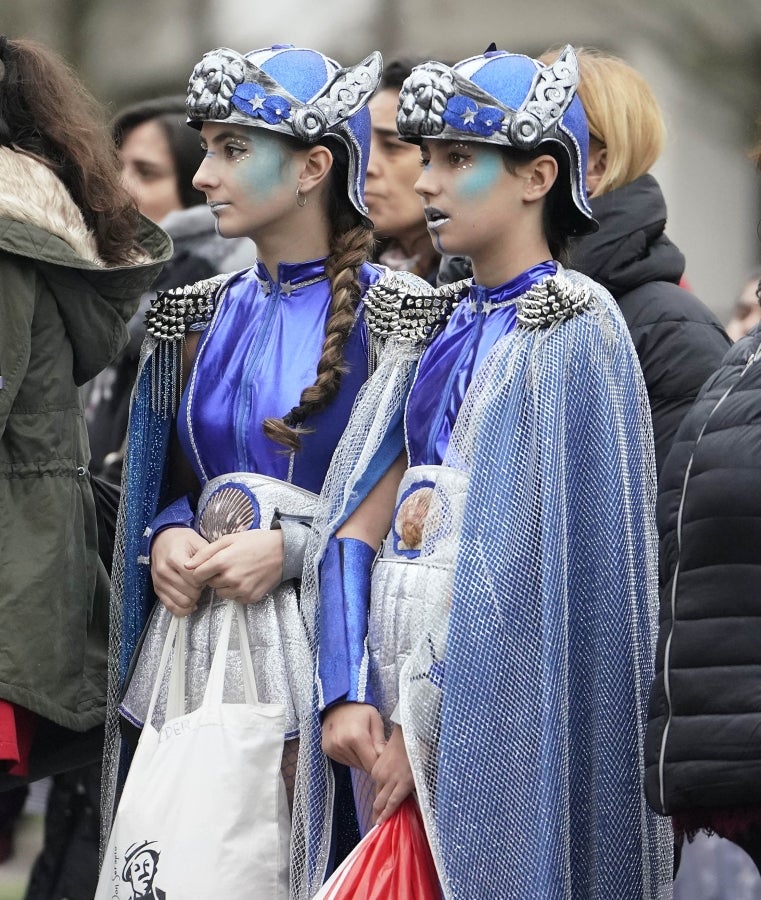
[322,703,415,825]
[150,526,284,616]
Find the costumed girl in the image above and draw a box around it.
[292,45,673,898]
[102,43,432,890]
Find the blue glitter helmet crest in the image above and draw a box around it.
[397,45,596,235]
[186,44,382,223]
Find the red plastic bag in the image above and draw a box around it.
[315,796,442,899]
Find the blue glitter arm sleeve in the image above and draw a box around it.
[137,494,196,565]
[317,535,377,712]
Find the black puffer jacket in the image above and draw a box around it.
[645,325,761,817]
[569,174,730,474]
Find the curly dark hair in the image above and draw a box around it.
[0,36,141,265]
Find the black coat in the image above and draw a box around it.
[644,325,761,817]
[569,174,731,474]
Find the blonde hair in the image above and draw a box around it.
[541,47,667,196]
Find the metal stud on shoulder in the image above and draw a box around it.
[516,272,592,329]
[144,275,227,341]
[363,272,469,344]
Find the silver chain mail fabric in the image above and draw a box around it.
[398,275,672,897]
[293,271,672,898]
[291,338,421,897]
[118,473,316,738]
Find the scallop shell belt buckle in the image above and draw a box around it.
[197,482,261,541]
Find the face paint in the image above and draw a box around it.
[456,148,502,199]
[415,139,533,271]
[194,122,303,242]
[231,130,290,200]
[450,143,474,171]
[229,138,251,163]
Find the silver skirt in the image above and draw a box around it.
[368,464,468,723]
[119,472,317,738]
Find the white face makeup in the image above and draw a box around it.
[447,142,475,171]
[226,136,252,164]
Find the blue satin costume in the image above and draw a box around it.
[318,261,556,710]
[121,258,381,685]
[405,262,555,467]
[307,263,668,899]
[160,258,381,525]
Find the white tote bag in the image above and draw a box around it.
[96,600,290,899]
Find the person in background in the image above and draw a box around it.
[294,45,671,898]
[85,95,255,482]
[539,46,731,474]
[646,130,761,887]
[725,267,761,341]
[114,94,255,287]
[0,31,170,887]
[25,93,256,900]
[115,94,204,227]
[562,49,754,896]
[366,58,442,285]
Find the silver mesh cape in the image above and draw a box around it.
[292,269,673,898]
[100,277,226,852]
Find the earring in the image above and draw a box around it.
[296,184,308,208]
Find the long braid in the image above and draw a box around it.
[262,221,374,452]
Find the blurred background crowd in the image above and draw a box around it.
[7,0,761,328]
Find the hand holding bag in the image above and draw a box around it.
[96,600,290,899]
[314,795,442,899]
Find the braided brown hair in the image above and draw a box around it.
[263,142,374,452]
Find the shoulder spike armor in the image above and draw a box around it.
[145,274,227,342]
[364,270,469,345]
[515,271,592,329]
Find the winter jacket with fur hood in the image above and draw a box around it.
[0,146,171,731]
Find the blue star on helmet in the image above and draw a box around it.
[231,83,292,125]
[443,95,504,137]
